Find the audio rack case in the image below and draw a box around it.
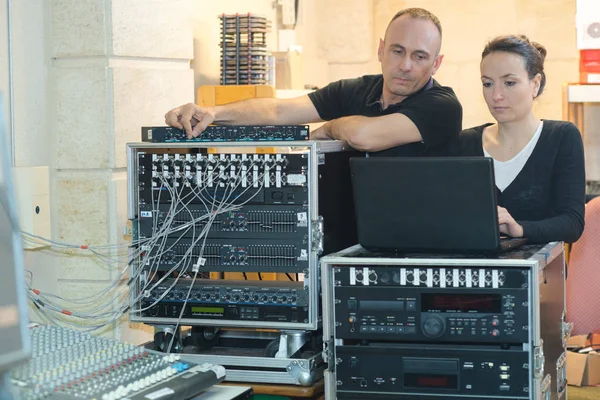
[127,140,358,386]
[126,140,358,331]
[321,242,570,400]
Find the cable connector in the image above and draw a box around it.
[192,256,206,273]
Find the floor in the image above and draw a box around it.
[248,385,600,399]
[569,385,600,399]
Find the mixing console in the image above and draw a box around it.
[11,325,225,400]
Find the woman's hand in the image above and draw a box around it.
[497,206,524,237]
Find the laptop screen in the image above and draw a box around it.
[350,157,503,253]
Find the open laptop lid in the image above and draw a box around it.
[350,157,503,253]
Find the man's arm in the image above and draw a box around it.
[165,95,323,137]
[311,113,422,152]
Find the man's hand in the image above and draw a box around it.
[497,206,524,237]
[309,123,332,140]
[164,103,215,138]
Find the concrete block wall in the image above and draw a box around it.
[12,0,194,341]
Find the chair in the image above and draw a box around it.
[567,196,600,335]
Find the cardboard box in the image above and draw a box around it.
[567,335,600,386]
[196,85,275,108]
[568,334,589,349]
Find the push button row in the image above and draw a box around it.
[359,325,417,334]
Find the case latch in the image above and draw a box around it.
[312,216,324,255]
[540,374,551,400]
[556,351,567,398]
[534,340,545,379]
[562,310,574,348]
[323,337,336,373]
[318,153,326,165]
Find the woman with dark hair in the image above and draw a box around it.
[450,35,585,243]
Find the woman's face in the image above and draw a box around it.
[480,51,541,124]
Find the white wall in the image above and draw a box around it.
[0,0,13,161]
[1,0,57,301]
[583,104,600,181]
[12,0,51,167]
[0,0,51,166]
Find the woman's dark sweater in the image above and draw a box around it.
[448,120,585,243]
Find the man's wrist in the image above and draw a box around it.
[210,106,221,123]
[324,120,336,139]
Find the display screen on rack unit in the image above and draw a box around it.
[421,293,502,313]
[191,306,225,314]
[403,373,458,390]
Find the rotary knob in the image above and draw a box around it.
[422,316,445,338]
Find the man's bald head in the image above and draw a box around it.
[377,8,444,105]
[384,8,442,55]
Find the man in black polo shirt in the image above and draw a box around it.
[165,8,462,156]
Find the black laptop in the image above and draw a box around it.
[349,157,528,253]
